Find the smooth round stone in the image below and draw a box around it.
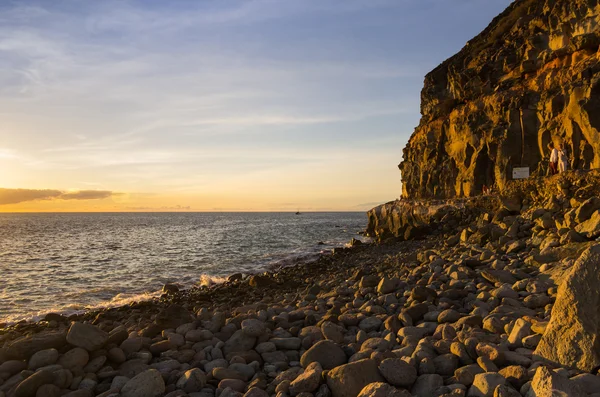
[241,319,266,337]
[300,340,347,370]
[0,360,27,376]
[108,347,126,364]
[176,368,207,393]
[35,384,61,397]
[84,355,107,374]
[14,369,54,397]
[66,322,109,351]
[218,378,247,392]
[28,349,59,370]
[121,369,165,397]
[58,348,89,371]
[378,358,417,387]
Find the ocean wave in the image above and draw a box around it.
[2,290,164,325]
[199,274,228,287]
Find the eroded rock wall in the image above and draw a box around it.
[400,0,600,199]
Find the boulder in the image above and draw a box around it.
[525,366,583,397]
[575,198,600,223]
[66,323,108,351]
[28,348,59,370]
[244,388,269,397]
[378,358,417,387]
[121,369,165,397]
[322,321,345,343]
[223,330,257,356]
[3,331,66,360]
[357,382,411,397]
[498,365,528,389]
[241,319,266,338]
[535,245,600,371]
[411,374,443,397]
[289,362,323,394]
[569,373,600,395]
[575,210,600,238]
[468,373,506,397]
[326,359,384,397]
[14,370,54,397]
[377,277,397,294]
[57,347,89,371]
[176,368,207,393]
[301,340,347,370]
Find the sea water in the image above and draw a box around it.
[0,212,366,323]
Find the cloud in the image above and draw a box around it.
[0,188,120,205]
[59,190,118,200]
[0,188,63,205]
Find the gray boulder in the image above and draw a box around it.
[301,340,347,370]
[378,358,417,387]
[411,374,443,397]
[326,359,384,397]
[121,369,165,397]
[66,322,108,351]
[224,330,257,356]
[176,368,207,393]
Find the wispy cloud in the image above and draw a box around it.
[0,0,514,209]
[0,188,120,205]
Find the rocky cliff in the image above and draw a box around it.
[400,0,600,199]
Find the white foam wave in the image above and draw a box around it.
[1,290,163,326]
[199,274,228,287]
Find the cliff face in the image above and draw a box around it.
[400,0,600,199]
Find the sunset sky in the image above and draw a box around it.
[1,0,512,211]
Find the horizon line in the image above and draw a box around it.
[0,210,370,214]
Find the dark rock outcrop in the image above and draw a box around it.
[365,197,498,240]
[400,0,600,199]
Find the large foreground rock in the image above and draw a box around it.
[525,366,583,397]
[534,245,600,371]
[326,359,384,397]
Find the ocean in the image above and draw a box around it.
[0,212,367,324]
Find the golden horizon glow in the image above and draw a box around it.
[1,1,511,211]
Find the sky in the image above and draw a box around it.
[0,0,513,212]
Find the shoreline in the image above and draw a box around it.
[0,236,401,336]
[0,217,370,328]
[1,189,599,396]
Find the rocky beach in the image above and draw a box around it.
[2,169,600,397]
[3,0,600,396]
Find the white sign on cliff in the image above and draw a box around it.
[512,167,530,179]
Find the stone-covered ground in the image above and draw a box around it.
[2,183,600,397]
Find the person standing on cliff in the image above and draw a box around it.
[557,143,568,173]
[549,142,559,175]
